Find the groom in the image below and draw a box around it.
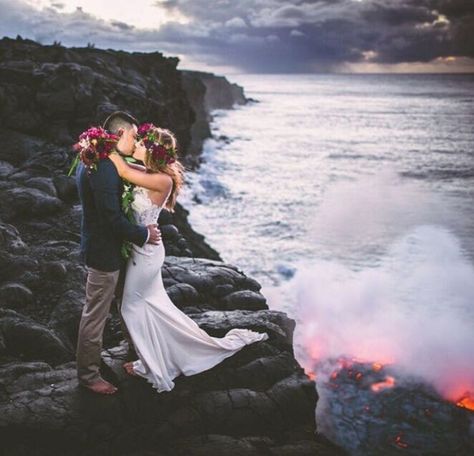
[75,111,161,395]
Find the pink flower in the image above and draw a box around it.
[152,144,167,161]
[138,122,155,137]
[73,126,119,169]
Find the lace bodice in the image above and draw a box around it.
[130,186,169,256]
[131,186,165,226]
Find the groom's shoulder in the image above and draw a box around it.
[89,159,120,187]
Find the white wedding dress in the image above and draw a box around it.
[121,186,269,392]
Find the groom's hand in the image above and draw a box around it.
[146,224,161,245]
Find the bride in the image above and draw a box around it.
[108,125,269,393]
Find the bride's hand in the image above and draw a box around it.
[109,151,127,176]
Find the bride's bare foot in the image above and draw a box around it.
[123,361,140,377]
[80,378,118,395]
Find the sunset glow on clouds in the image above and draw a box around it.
[0,0,473,73]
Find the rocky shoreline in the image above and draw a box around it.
[0,37,345,455]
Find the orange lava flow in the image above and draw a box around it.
[456,393,474,412]
[305,369,317,381]
[303,349,473,412]
[370,375,396,392]
[372,362,383,372]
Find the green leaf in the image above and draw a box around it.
[121,242,133,260]
[67,155,80,177]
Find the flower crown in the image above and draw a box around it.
[68,126,118,175]
[137,123,177,168]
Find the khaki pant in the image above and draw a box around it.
[76,266,120,385]
[115,265,137,358]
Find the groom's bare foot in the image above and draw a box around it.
[123,361,140,377]
[80,378,118,395]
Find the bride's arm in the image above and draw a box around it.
[108,152,172,193]
[127,162,146,171]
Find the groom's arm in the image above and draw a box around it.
[90,161,149,247]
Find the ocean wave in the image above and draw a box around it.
[327,153,393,161]
[400,169,474,180]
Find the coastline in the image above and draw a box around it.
[0,37,346,455]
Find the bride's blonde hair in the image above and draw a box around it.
[143,127,185,213]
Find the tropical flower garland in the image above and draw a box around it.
[121,176,136,260]
[68,125,135,260]
[68,126,118,176]
[137,123,178,168]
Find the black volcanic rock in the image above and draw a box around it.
[0,37,344,455]
[0,308,71,365]
[181,69,248,169]
[0,36,221,259]
[183,70,248,111]
[0,282,33,310]
[0,306,346,456]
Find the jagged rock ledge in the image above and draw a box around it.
[0,36,345,455]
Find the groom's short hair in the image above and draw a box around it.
[102,111,139,134]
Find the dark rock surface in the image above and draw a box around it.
[316,359,474,456]
[180,69,248,168]
[183,70,248,111]
[0,37,345,455]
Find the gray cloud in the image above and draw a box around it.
[0,0,473,72]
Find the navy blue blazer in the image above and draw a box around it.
[76,159,148,272]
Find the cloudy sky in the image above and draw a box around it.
[0,0,473,74]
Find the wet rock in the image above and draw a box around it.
[0,128,44,165]
[24,176,57,197]
[48,290,84,349]
[0,282,33,310]
[0,222,27,253]
[165,283,201,308]
[41,261,68,280]
[0,253,38,284]
[182,70,248,112]
[0,187,63,221]
[0,307,305,455]
[166,203,222,260]
[160,223,180,241]
[222,290,267,310]
[0,160,14,177]
[0,309,71,364]
[53,175,78,202]
[163,256,266,311]
[189,309,295,350]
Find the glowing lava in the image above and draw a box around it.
[456,393,474,412]
[372,362,383,372]
[305,369,317,381]
[304,349,474,412]
[371,375,396,392]
[394,433,409,449]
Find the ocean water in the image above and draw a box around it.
[181,74,474,285]
[179,74,474,452]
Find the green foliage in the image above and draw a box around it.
[67,154,80,177]
[121,179,136,260]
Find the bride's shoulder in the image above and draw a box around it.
[152,172,173,191]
